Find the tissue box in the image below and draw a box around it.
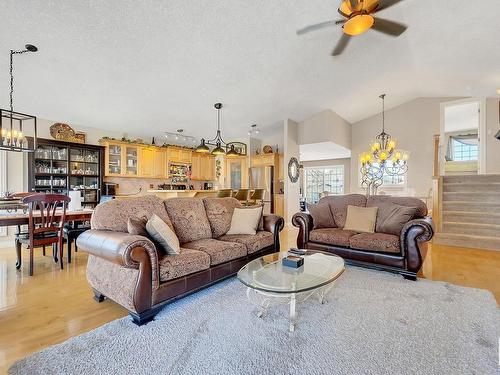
[282,255,304,268]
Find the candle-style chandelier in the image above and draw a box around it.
[1,44,38,152]
[359,94,409,196]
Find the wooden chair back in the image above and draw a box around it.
[233,189,249,202]
[249,189,265,201]
[217,189,233,198]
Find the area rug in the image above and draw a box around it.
[9,267,500,375]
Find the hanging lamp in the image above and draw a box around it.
[1,44,38,152]
[195,103,239,156]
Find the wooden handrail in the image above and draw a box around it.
[433,134,440,178]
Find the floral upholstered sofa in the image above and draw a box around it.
[77,195,284,325]
[292,194,434,280]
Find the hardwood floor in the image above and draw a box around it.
[0,228,499,373]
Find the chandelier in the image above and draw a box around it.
[1,44,38,152]
[359,94,409,195]
[195,103,240,156]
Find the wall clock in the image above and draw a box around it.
[288,157,300,183]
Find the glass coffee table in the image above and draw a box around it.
[237,251,345,332]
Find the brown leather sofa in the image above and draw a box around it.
[292,194,434,280]
[77,196,284,325]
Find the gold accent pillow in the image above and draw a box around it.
[343,205,378,233]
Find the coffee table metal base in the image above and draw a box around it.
[245,282,335,332]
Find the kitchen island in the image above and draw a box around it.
[147,190,218,199]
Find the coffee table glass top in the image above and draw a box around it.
[237,251,345,294]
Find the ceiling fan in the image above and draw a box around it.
[297,0,407,56]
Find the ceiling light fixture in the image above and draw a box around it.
[343,14,374,36]
[196,103,240,156]
[248,124,260,136]
[1,44,38,152]
[164,129,197,145]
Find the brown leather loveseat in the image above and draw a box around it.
[77,196,284,325]
[292,194,434,280]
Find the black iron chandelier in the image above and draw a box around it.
[0,44,38,152]
[195,103,239,156]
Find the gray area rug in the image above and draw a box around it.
[10,267,500,375]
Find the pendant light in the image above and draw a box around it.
[0,44,38,152]
[195,103,240,156]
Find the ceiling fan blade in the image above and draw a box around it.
[371,17,407,36]
[331,34,351,56]
[296,20,345,35]
[373,0,404,13]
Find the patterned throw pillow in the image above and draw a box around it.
[127,217,148,236]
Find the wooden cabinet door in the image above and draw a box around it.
[105,142,123,176]
[167,147,180,163]
[154,149,167,178]
[180,149,192,163]
[207,156,215,180]
[191,153,201,180]
[139,147,155,177]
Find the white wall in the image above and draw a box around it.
[298,109,351,150]
[486,98,500,174]
[283,119,300,225]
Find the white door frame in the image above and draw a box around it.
[439,97,487,175]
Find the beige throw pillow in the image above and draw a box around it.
[227,206,263,235]
[343,205,378,233]
[146,214,180,255]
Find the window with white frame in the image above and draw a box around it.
[359,160,406,188]
[452,139,478,161]
[304,166,344,203]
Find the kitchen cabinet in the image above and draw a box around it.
[191,153,215,180]
[139,147,155,177]
[225,156,248,189]
[154,149,167,178]
[167,147,192,164]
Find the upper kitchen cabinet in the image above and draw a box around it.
[153,149,167,178]
[138,147,155,177]
[167,146,192,164]
[191,153,215,180]
[102,140,140,177]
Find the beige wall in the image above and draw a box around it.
[300,158,351,194]
[283,119,300,225]
[486,98,500,174]
[298,109,351,149]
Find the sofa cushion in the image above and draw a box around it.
[367,195,427,219]
[158,248,210,282]
[164,198,212,244]
[320,194,367,228]
[91,195,173,233]
[203,197,242,238]
[344,205,378,233]
[349,233,400,253]
[127,217,148,236]
[182,238,247,265]
[218,231,274,254]
[308,202,336,229]
[309,228,358,247]
[377,204,416,235]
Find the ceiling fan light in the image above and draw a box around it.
[343,14,374,36]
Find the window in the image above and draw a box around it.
[452,139,478,161]
[359,160,406,188]
[304,166,344,203]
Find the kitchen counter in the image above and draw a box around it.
[147,190,218,199]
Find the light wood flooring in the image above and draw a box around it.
[0,227,499,373]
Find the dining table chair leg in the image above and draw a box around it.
[59,238,64,270]
[52,243,58,263]
[15,239,22,270]
[42,245,46,256]
[29,248,34,276]
[67,239,72,264]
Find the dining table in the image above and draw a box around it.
[0,208,94,227]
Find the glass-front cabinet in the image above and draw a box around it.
[29,138,104,207]
[125,146,138,176]
[103,141,140,177]
[107,143,122,175]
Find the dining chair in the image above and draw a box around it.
[63,194,114,263]
[15,193,70,276]
[247,189,265,205]
[216,189,233,198]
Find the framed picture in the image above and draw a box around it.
[226,142,247,156]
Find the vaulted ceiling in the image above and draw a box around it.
[1,0,500,139]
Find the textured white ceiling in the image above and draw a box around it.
[1,0,500,140]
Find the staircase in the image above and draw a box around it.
[434,175,500,251]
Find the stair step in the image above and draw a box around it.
[433,233,500,252]
[442,222,500,238]
[442,211,500,225]
[442,201,500,213]
[443,174,500,184]
[443,182,500,193]
[442,192,500,203]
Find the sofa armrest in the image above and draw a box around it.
[292,212,314,249]
[77,230,158,270]
[263,214,285,251]
[400,217,434,273]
